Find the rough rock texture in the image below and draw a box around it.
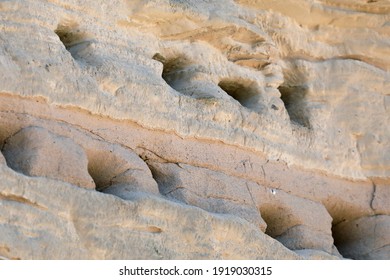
[86,143,159,195]
[0,165,299,260]
[0,0,389,259]
[2,126,95,189]
[149,161,268,231]
[0,151,5,165]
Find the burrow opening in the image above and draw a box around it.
[218,79,260,110]
[87,149,121,192]
[259,204,298,240]
[55,21,90,59]
[278,85,310,128]
[152,53,193,93]
[86,147,154,194]
[324,201,362,259]
[331,222,350,259]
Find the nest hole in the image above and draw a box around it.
[152,53,193,93]
[218,79,260,110]
[278,85,311,128]
[55,21,90,59]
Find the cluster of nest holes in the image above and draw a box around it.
[55,23,311,128]
[153,53,311,122]
[54,20,91,60]
[153,53,263,111]
[0,127,374,258]
[258,202,367,258]
[0,126,136,193]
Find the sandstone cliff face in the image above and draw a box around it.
[0,0,389,260]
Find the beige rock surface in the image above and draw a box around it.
[0,0,389,259]
[0,0,388,180]
[148,161,267,231]
[148,161,335,254]
[0,151,5,165]
[294,249,342,260]
[2,126,95,189]
[86,143,159,195]
[276,225,334,253]
[0,165,299,260]
[371,178,390,215]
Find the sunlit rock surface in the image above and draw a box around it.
[0,0,389,259]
